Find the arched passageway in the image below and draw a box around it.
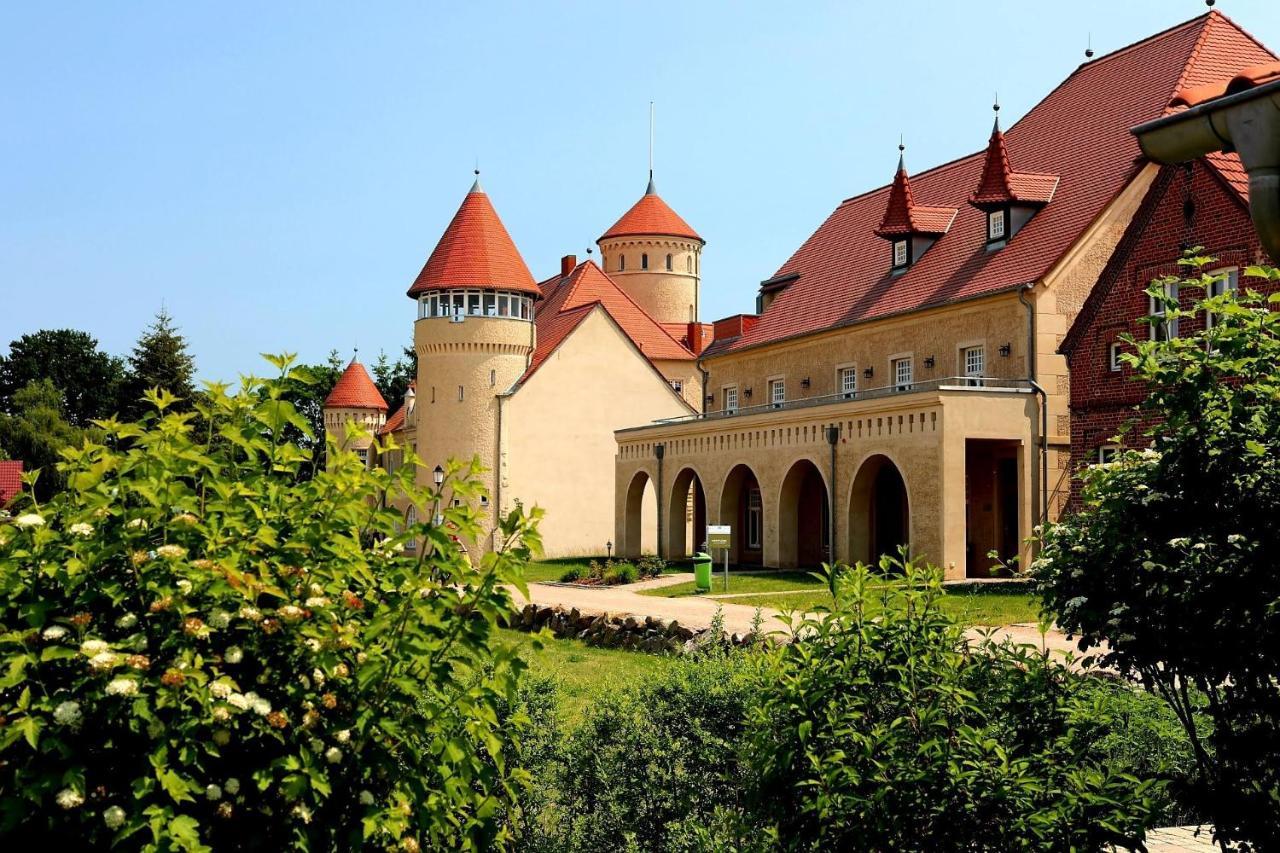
[718,464,763,566]
[622,470,658,558]
[778,459,830,569]
[667,467,707,559]
[848,455,910,568]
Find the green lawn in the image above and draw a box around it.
[521,556,688,584]
[497,628,671,715]
[640,570,824,598]
[718,584,1043,627]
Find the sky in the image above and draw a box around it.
[3,1,1279,382]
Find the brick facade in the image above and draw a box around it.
[1061,159,1270,500]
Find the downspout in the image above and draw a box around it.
[1019,283,1049,555]
[696,354,709,415]
[654,443,666,560]
[495,393,504,552]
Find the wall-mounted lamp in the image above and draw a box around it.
[863,366,874,379]
[999,343,1012,357]
[705,393,715,403]
[800,377,811,389]
[743,387,753,398]
[923,355,935,369]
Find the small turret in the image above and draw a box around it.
[323,356,388,465]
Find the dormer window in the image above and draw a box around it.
[874,145,957,272]
[987,209,1006,242]
[893,240,909,269]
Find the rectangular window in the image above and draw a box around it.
[988,209,1006,241]
[893,357,913,392]
[669,379,683,395]
[1206,267,1239,329]
[1150,282,1179,341]
[1109,341,1123,372]
[724,386,738,413]
[963,346,984,386]
[746,488,763,550]
[769,379,785,407]
[1097,445,1121,464]
[893,240,908,268]
[467,292,482,316]
[457,385,464,402]
[483,292,497,316]
[355,448,368,466]
[839,367,857,397]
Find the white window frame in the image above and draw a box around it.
[1109,341,1124,372]
[669,379,683,395]
[1150,282,1179,341]
[1205,267,1239,330]
[837,365,857,398]
[768,377,785,408]
[891,356,913,392]
[1097,445,1121,464]
[723,385,738,413]
[404,506,418,551]
[893,240,908,269]
[988,209,1006,241]
[962,345,985,387]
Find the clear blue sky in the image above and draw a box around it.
[3,1,1278,381]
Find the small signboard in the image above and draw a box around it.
[707,524,731,550]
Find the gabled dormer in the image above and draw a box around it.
[874,145,958,272]
[968,107,1058,247]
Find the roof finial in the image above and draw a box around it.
[897,134,905,171]
[470,159,483,193]
[646,101,656,195]
[992,93,1001,133]
[352,345,359,364]
[1206,0,1215,7]
[1084,32,1094,60]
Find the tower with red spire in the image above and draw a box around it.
[322,355,388,465]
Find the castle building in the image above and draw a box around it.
[322,357,388,465]
[613,9,1273,578]
[326,175,706,557]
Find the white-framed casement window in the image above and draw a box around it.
[962,345,985,386]
[769,378,785,408]
[893,357,913,392]
[746,488,763,550]
[404,505,418,551]
[355,447,369,466]
[838,366,858,398]
[1150,282,1179,341]
[1097,445,1122,464]
[724,386,738,413]
[1109,341,1124,372]
[1205,267,1239,329]
[892,240,909,269]
[670,379,683,395]
[988,209,1006,242]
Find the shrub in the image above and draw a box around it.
[603,563,637,586]
[1037,259,1280,848]
[746,560,1161,851]
[0,356,541,850]
[558,567,582,583]
[635,556,666,578]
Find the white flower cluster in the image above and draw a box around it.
[324,746,343,764]
[205,784,222,801]
[106,678,138,697]
[115,613,138,629]
[304,597,329,608]
[225,646,244,665]
[176,579,193,595]
[55,788,83,809]
[209,610,232,629]
[225,777,240,796]
[42,625,69,642]
[239,606,262,622]
[102,805,126,829]
[126,518,147,529]
[69,522,94,537]
[210,680,233,699]
[227,691,271,716]
[14,513,45,529]
[156,544,187,559]
[53,700,82,727]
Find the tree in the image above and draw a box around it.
[279,350,344,466]
[0,329,124,426]
[120,308,196,416]
[1036,257,1280,849]
[0,355,542,849]
[0,380,88,501]
[372,345,416,409]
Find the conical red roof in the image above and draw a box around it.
[407,180,539,298]
[970,117,1059,209]
[874,154,957,238]
[324,359,388,411]
[599,179,702,242]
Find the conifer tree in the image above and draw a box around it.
[121,308,197,415]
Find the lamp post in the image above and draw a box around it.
[826,425,840,567]
[432,465,444,526]
[606,540,613,560]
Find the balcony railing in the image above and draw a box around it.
[649,376,1032,425]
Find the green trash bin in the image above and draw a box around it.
[693,552,713,592]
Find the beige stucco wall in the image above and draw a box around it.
[598,236,702,327]
[504,307,692,557]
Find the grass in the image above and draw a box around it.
[718,584,1043,627]
[640,570,824,598]
[497,627,671,715]
[521,556,686,584]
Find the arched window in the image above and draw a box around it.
[641,253,649,270]
[665,253,673,270]
[687,255,693,273]
[619,254,626,272]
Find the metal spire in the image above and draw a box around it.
[647,101,656,194]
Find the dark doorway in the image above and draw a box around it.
[870,463,908,565]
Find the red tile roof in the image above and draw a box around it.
[407,179,540,298]
[970,117,1058,208]
[324,359,388,411]
[715,10,1273,357]
[599,180,702,242]
[519,260,695,385]
[379,402,406,435]
[1171,59,1280,107]
[874,156,957,238]
[0,461,22,508]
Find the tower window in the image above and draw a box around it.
[687,255,693,273]
[892,240,909,269]
[988,209,1006,242]
[641,253,649,270]
[457,385,464,402]
[490,369,496,387]
[619,255,626,272]
[665,253,673,271]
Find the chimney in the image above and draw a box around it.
[560,254,577,278]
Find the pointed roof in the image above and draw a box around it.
[599,179,702,242]
[969,114,1060,209]
[407,179,539,298]
[324,359,388,411]
[874,152,958,238]
[716,10,1273,357]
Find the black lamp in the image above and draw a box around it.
[923,355,935,368]
[863,366,874,379]
[743,387,753,398]
[801,377,811,388]
[432,465,444,487]
[999,343,1012,357]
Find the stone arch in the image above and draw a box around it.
[666,466,708,560]
[718,462,763,566]
[622,469,658,558]
[777,458,830,569]
[848,453,910,568]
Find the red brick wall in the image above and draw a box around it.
[1063,160,1270,501]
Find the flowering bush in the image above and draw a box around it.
[0,355,540,850]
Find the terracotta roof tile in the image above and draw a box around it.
[600,182,702,242]
[874,159,957,238]
[0,461,22,508]
[970,119,1059,207]
[718,11,1273,356]
[324,360,388,411]
[379,402,406,435]
[407,181,540,298]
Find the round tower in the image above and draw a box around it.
[597,176,704,326]
[408,176,539,549]
[322,357,388,467]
